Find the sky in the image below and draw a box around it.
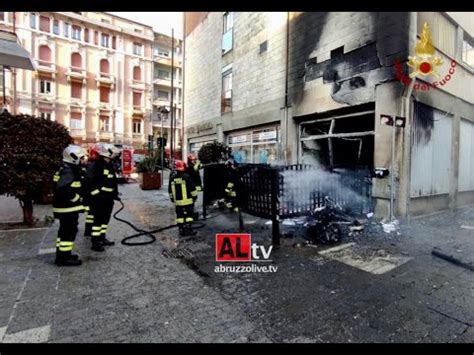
[108,12,183,38]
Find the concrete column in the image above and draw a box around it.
[449,109,460,210]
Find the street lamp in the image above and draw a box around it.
[158,106,169,185]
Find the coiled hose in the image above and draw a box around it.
[113,199,210,246]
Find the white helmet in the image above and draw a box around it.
[63,145,86,165]
[98,143,121,159]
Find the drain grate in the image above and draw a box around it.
[162,247,194,259]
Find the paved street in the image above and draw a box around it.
[0,180,472,343]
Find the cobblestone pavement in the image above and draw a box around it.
[0,181,473,343]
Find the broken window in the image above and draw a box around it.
[300,105,375,170]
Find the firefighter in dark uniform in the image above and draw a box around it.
[224,158,240,213]
[186,154,203,220]
[186,154,202,192]
[83,143,101,237]
[53,145,87,266]
[169,160,198,236]
[84,143,121,252]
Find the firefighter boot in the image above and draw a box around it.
[91,237,105,252]
[101,237,115,246]
[178,225,186,236]
[55,251,82,267]
[184,223,197,236]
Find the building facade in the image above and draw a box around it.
[151,33,183,152]
[183,12,474,218]
[0,11,156,149]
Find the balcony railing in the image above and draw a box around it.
[130,79,145,90]
[70,128,86,137]
[67,66,86,80]
[153,55,182,67]
[96,72,116,86]
[37,60,56,73]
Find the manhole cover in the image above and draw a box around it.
[162,247,194,259]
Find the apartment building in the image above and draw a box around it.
[151,33,183,151]
[0,11,154,148]
[183,12,474,218]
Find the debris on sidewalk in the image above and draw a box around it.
[381,219,400,234]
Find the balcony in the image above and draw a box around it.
[132,133,145,142]
[153,97,169,107]
[96,72,116,88]
[99,101,112,111]
[98,131,114,141]
[69,128,86,138]
[36,91,55,103]
[36,60,56,76]
[153,55,182,67]
[66,66,86,83]
[153,77,172,87]
[131,105,146,118]
[130,79,145,91]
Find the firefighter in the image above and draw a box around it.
[84,143,121,252]
[224,158,240,213]
[186,154,203,192]
[83,143,101,237]
[169,160,198,237]
[53,145,87,266]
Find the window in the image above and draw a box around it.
[100,59,110,74]
[99,116,110,131]
[134,28,142,33]
[72,26,81,40]
[39,80,51,94]
[39,45,52,62]
[30,13,36,29]
[157,69,169,79]
[70,112,82,129]
[133,66,141,81]
[132,120,142,134]
[64,23,69,37]
[84,29,89,43]
[71,52,82,69]
[71,82,82,99]
[53,20,59,35]
[133,92,142,107]
[221,66,232,113]
[39,16,50,33]
[157,90,169,100]
[112,36,116,49]
[154,47,169,57]
[222,12,233,54]
[101,34,109,48]
[0,12,5,22]
[259,40,268,54]
[94,31,99,45]
[100,86,110,103]
[101,18,110,24]
[39,112,51,120]
[133,42,142,56]
[462,32,474,68]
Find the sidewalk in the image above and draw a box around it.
[0,182,472,343]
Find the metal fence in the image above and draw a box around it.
[202,163,373,245]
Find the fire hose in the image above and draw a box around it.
[113,199,210,246]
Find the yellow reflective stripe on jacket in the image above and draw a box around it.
[227,182,234,188]
[107,175,114,178]
[101,187,114,192]
[91,189,100,195]
[53,205,84,213]
[196,186,202,192]
[228,191,236,197]
[53,174,60,182]
[191,190,198,197]
[70,194,81,203]
[175,199,193,206]
[103,169,110,175]
[71,181,81,188]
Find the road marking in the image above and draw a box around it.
[38,248,56,255]
[0,326,7,342]
[318,242,355,255]
[0,227,49,233]
[2,325,51,343]
[460,225,474,230]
